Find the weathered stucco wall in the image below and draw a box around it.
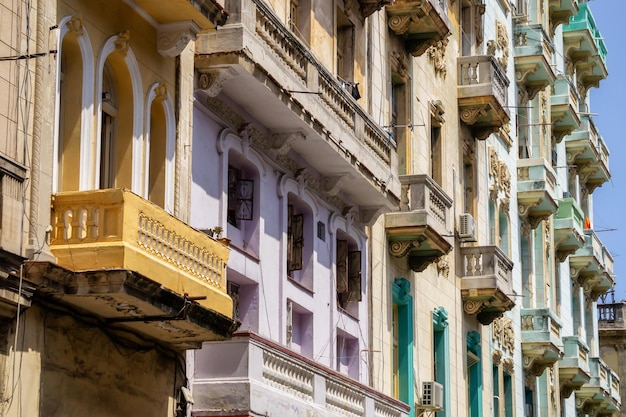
[2,305,182,417]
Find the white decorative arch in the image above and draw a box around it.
[215,127,268,225]
[144,82,176,213]
[216,128,267,178]
[328,211,366,250]
[95,33,144,192]
[53,14,95,192]
[277,175,319,218]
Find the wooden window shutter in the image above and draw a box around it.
[287,205,303,272]
[348,250,362,301]
[337,240,348,293]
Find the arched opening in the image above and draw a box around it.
[99,53,133,189]
[148,98,167,207]
[58,33,83,191]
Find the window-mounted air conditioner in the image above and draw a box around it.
[458,213,477,242]
[421,381,444,410]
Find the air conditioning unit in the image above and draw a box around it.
[458,213,477,242]
[421,381,444,410]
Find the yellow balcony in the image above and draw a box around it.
[36,189,236,348]
[133,0,227,30]
[386,0,451,56]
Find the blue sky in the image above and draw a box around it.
[587,1,626,301]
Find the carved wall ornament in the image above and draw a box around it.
[498,161,511,196]
[359,0,393,18]
[473,0,486,45]
[496,20,509,71]
[489,185,498,202]
[463,136,476,161]
[489,147,499,178]
[430,100,446,126]
[391,50,409,81]
[502,357,514,374]
[492,316,515,353]
[520,218,531,238]
[487,146,512,203]
[66,14,84,36]
[270,131,306,157]
[500,198,510,216]
[154,82,168,101]
[492,349,503,365]
[114,30,131,57]
[426,38,449,78]
[437,256,450,277]
[157,21,200,57]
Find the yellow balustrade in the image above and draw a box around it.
[50,189,232,317]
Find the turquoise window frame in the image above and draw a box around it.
[467,331,482,417]
[433,307,450,417]
[393,278,414,417]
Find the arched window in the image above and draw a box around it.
[96,33,143,192]
[287,194,314,291]
[100,61,119,189]
[57,34,83,191]
[54,15,94,192]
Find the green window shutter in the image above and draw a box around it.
[347,250,361,301]
[337,240,348,293]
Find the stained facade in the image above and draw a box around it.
[0,0,619,417]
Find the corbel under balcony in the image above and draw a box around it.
[549,0,579,36]
[460,246,515,325]
[129,0,227,56]
[386,0,451,57]
[559,336,591,399]
[554,197,585,262]
[514,24,556,102]
[457,55,510,140]
[551,75,581,143]
[385,174,453,272]
[517,158,558,230]
[357,0,393,18]
[521,308,564,379]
